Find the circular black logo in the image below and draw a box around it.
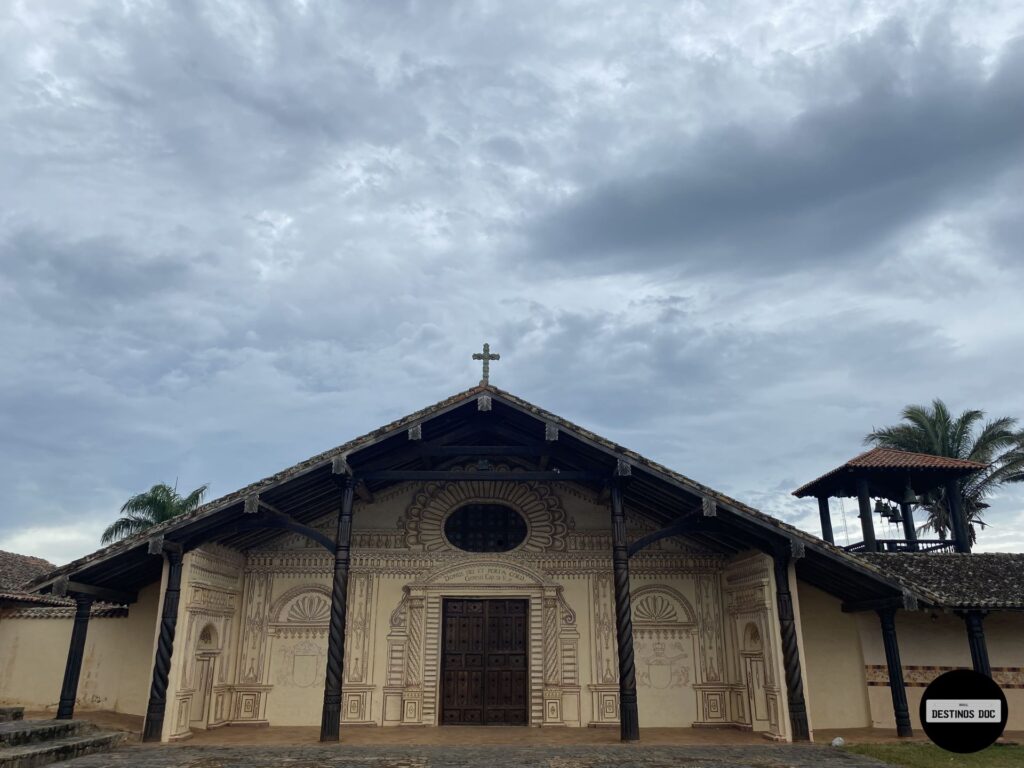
[920,669,1007,753]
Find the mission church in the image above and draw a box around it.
[1,348,1022,743]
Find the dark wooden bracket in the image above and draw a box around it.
[627,512,699,558]
[52,577,137,606]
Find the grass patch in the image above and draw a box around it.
[846,743,1023,767]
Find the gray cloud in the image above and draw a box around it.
[528,29,1024,276]
[1,1,1023,563]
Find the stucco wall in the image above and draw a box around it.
[0,580,160,715]
[795,582,871,730]
[858,609,1024,731]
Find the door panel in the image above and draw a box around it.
[441,599,528,725]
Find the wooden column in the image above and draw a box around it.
[899,504,918,552]
[320,473,355,742]
[856,478,878,552]
[963,611,991,678]
[143,547,184,742]
[816,496,834,545]
[945,478,971,554]
[877,608,913,737]
[772,547,809,741]
[610,477,639,742]
[55,594,95,719]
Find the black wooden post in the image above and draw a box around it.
[899,504,918,552]
[143,547,184,742]
[856,478,878,552]
[771,547,810,741]
[877,608,913,737]
[963,611,991,678]
[610,477,640,742]
[56,594,95,719]
[945,479,971,554]
[320,473,355,742]
[816,496,834,545]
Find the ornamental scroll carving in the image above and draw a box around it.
[401,476,569,552]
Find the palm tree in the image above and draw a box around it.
[865,400,1024,543]
[101,482,209,544]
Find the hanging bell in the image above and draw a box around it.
[874,499,886,517]
[902,481,919,506]
[889,504,904,525]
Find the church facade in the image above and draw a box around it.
[1,384,1022,742]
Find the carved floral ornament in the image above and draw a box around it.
[402,476,570,552]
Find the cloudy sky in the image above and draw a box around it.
[2,0,1023,565]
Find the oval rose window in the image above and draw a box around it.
[444,504,528,552]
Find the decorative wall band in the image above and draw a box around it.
[865,664,1024,689]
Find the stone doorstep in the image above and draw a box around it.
[0,721,96,748]
[0,731,125,768]
[0,711,23,724]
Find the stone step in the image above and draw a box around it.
[0,731,124,768]
[0,712,22,725]
[0,721,93,749]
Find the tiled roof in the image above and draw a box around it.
[793,447,986,497]
[0,549,56,591]
[857,553,1024,609]
[0,590,69,607]
[18,385,996,613]
[847,448,987,471]
[0,597,128,618]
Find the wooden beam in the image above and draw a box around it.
[53,579,137,606]
[359,470,604,482]
[411,444,547,457]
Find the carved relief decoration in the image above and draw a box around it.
[402,476,569,552]
[696,575,725,683]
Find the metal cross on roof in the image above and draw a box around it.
[472,342,500,385]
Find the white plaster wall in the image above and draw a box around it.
[0,580,161,715]
[859,609,1024,732]
[795,582,871,730]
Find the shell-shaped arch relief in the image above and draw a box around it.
[269,585,332,638]
[631,585,697,639]
[402,477,569,552]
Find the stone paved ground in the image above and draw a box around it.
[60,744,889,768]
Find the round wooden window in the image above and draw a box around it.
[444,504,528,552]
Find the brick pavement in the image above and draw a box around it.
[60,743,889,767]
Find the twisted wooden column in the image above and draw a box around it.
[771,548,809,741]
[610,478,639,741]
[320,474,355,742]
[56,594,95,719]
[878,607,913,737]
[963,610,991,678]
[143,548,184,742]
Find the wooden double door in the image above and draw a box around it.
[440,598,529,725]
